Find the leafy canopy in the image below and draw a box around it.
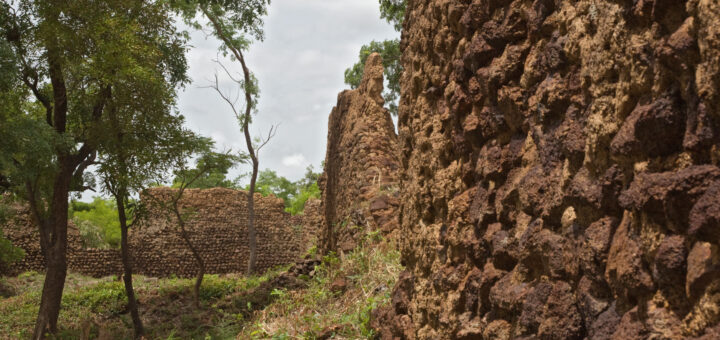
[379,0,406,31]
[0,0,190,215]
[171,146,246,190]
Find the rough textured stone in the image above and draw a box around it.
[2,188,319,278]
[375,0,720,338]
[319,53,401,253]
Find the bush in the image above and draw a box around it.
[0,204,24,269]
[70,198,121,248]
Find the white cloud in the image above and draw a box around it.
[282,153,308,168]
[179,0,399,183]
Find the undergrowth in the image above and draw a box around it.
[239,231,403,339]
[0,266,288,339]
[0,231,402,339]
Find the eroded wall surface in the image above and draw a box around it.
[132,187,305,277]
[376,0,720,339]
[320,53,402,253]
[1,204,123,278]
[2,187,315,278]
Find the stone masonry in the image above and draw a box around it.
[2,187,316,278]
[319,53,402,253]
[374,0,720,339]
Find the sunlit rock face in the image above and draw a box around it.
[374,0,720,338]
[320,53,401,253]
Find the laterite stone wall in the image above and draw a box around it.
[374,0,720,339]
[2,187,317,278]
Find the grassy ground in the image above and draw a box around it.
[0,233,402,339]
[0,266,289,339]
[239,234,402,339]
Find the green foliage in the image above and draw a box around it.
[379,0,406,31]
[344,0,405,116]
[286,182,320,215]
[0,201,25,268]
[253,170,297,203]
[171,148,246,189]
[1,0,192,197]
[70,198,122,249]
[251,165,321,215]
[0,232,24,269]
[0,267,289,338]
[344,39,402,116]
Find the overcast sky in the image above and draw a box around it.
[180,0,399,182]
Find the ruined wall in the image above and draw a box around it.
[296,198,323,253]
[1,204,123,278]
[2,187,315,278]
[131,187,305,277]
[376,0,720,339]
[320,53,401,253]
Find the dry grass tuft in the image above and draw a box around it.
[239,231,403,339]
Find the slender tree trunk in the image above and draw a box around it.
[173,202,205,308]
[202,9,261,275]
[247,157,258,274]
[116,194,144,339]
[193,259,205,309]
[32,164,72,339]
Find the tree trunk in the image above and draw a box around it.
[201,9,261,275]
[194,260,205,309]
[116,194,144,339]
[247,158,258,274]
[173,202,205,308]
[32,164,72,339]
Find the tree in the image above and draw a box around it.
[159,147,243,308]
[0,1,188,337]
[70,197,122,249]
[94,90,202,338]
[251,166,322,215]
[171,155,241,189]
[173,0,272,275]
[254,169,298,203]
[344,0,406,116]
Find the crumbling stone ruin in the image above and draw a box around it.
[374,0,720,339]
[2,187,316,278]
[133,187,306,277]
[1,203,123,277]
[319,53,402,253]
[293,197,323,251]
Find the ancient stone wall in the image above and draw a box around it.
[129,187,305,277]
[2,187,316,278]
[1,204,123,277]
[376,0,720,339]
[296,198,323,253]
[320,53,401,253]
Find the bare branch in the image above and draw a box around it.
[255,124,278,156]
[204,71,243,122]
[213,57,243,84]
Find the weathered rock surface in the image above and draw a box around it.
[375,0,720,338]
[320,53,401,253]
